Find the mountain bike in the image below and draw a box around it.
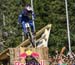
[25,22,35,47]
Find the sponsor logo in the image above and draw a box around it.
[14,50,45,65]
[20,50,39,58]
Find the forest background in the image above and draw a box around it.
[0,0,75,55]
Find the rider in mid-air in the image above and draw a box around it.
[18,4,35,38]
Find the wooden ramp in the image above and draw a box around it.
[0,24,52,65]
[17,24,51,47]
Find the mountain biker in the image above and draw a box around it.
[18,4,35,37]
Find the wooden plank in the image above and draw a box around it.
[0,49,9,60]
[20,47,25,63]
[0,49,9,56]
[9,48,15,65]
[14,48,20,61]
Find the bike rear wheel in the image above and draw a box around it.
[27,32,35,47]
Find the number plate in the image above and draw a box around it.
[25,23,30,28]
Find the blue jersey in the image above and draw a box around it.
[18,9,32,23]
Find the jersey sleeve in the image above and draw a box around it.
[18,10,24,23]
[18,14,22,23]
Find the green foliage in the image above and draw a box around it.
[0,0,75,53]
